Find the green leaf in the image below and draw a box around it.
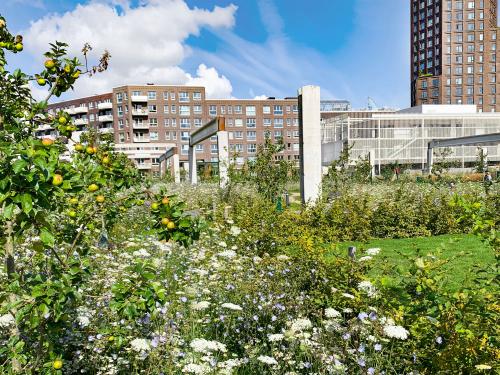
[3,203,14,219]
[12,159,28,173]
[19,193,32,214]
[40,227,55,247]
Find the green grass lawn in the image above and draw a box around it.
[330,234,495,291]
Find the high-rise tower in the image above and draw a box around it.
[411,0,500,112]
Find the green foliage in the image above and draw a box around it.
[432,147,460,177]
[247,136,294,201]
[150,192,204,247]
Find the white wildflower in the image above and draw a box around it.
[358,256,373,262]
[229,226,241,236]
[132,248,150,257]
[191,301,211,311]
[130,338,151,352]
[290,318,312,332]
[257,355,278,365]
[218,250,237,258]
[0,313,15,328]
[182,363,210,374]
[358,281,378,297]
[383,324,409,340]
[342,293,355,299]
[268,333,285,342]
[221,303,243,311]
[77,315,90,327]
[276,254,290,261]
[219,241,227,248]
[366,248,381,256]
[190,338,227,353]
[325,308,341,318]
[475,365,492,370]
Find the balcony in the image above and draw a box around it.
[74,118,89,126]
[73,106,89,114]
[99,127,114,134]
[98,114,113,122]
[131,95,148,102]
[136,163,152,170]
[133,123,149,129]
[131,108,148,116]
[98,102,113,110]
[133,137,150,143]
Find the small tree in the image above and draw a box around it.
[474,147,488,173]
[247,136,293,201]
[432,147,459,177]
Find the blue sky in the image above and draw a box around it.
[1,0,410,109]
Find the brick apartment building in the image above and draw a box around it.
[43,85,352,176]
[411,0,500,111]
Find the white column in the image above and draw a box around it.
[298,85,322,205]
[369,149,376,179]
[172,154,181,183]
[427,144,433,174]
[217,130,229,188]
[189,145,197,185]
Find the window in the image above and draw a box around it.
[171,105,176,114]
[150,131,158,141]
[263,105,271,114]
[247,144,256,153]
[246,118,256,128]
[90,114,95,121]
[171,118,177,127]
[117,106,123,117]
[163,92,169,100]
[211,144,218,154]
[263,118,272,126]
[149,118,158,127]
[164,105,169,114]
[164,119,170,127]
[209,105,217,116]
[193,92,202,101]
[180,119,190,128]
[116,92,123,103]
[181,131,190,142]
[119,133,125,143]
[148,104,157,113]
[274,118,284,128]
[292,105,298,113]
[194,118,202,127]
[165,131,171,140]
[179,105,190,116]
[118,119,124,129]
[193,105,202,114]
[234,105,242,114]
[152,158,159,165]
[179,92,189,102]
[147,91,156,100]
[195,144,203,151]
[246,106,256,116]
[234,118,243,127]
[170,92,176,100]
[181,145,189,155]
[234,131,243,139]
[247,131,256,140]
[273,105,283,115]
[220,105,226,114]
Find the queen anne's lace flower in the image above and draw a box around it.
[0,313,15,328]
[365,248,381,256]
[191,301,211,311]
[383,324,409,340]
[290,318,312,332]
[325,308,341,318]
[268,333,284,342]
[221,303,243,311]
[190,338,227,353]
[257,355,278,365]
[130,338,151,352]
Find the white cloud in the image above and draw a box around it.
[23,0,237,100]
[253,94,268,100]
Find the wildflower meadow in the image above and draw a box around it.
[0,14,499,375]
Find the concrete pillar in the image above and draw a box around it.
[172,154,181,183]
[189,145,197,185]
[480,147,488,170]
[369,149,376,179]
[298,85,322,205]
[217,130,229,188]
[427,144,433,174]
